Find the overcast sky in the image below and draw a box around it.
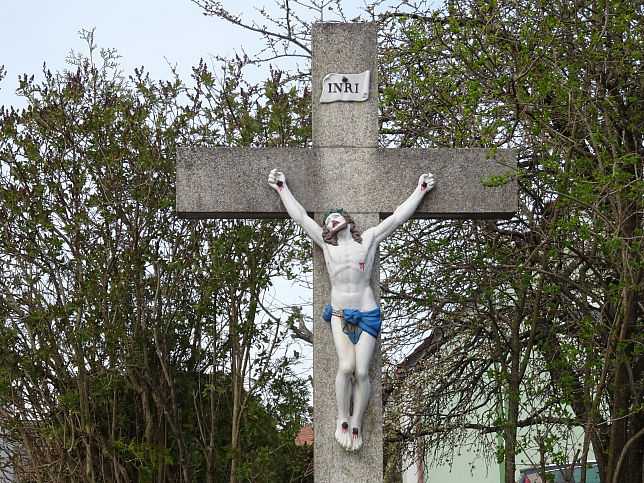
[0,0,370,109]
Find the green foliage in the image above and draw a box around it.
[379,1,642,481]
[0,33,311,481]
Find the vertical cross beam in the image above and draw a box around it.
[310,23,384,482]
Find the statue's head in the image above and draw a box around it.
[321,209,362,245]
[323,208,346,226]
[323,209,348,232]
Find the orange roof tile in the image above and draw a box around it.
[295,425,313,446]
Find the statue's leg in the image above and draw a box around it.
[350,332,376,451]
[330,315,356,450]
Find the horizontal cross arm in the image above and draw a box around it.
[176,147,516,220]
[176,147,313,219]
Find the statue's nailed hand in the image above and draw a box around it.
[419,173,435,192]
[268,169,286,191]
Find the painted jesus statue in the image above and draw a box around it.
[268,168,435,451]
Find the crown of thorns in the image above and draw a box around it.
[322,209,346,224]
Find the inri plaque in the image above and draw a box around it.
[319,70,370,103]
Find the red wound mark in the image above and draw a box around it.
[421,182,427,191]
[359,262,365,271]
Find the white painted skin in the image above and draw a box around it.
[268,168,435,451]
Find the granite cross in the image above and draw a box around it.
[176,22,516,483]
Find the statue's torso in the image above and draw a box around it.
[324,231,378,311]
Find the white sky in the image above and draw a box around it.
[0,1,218,106]
[0,0,370,109]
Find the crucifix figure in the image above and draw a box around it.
[177,22,515,482]
[268,168,435,451]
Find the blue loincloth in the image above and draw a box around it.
[323,304,381,344]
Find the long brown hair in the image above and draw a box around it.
[321,213,362,246]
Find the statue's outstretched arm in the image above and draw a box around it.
[368,173,435,244]
[268,169,325,247]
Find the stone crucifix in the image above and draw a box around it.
[177,22,516,483]
[267,167,435,454]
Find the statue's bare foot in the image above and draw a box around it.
[335,420,351,449]
[350,427,363,451]
[341,423,353,450]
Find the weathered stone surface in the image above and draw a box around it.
[176,146,517,219]
[312,22,378,148]
[311,23,383,482]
